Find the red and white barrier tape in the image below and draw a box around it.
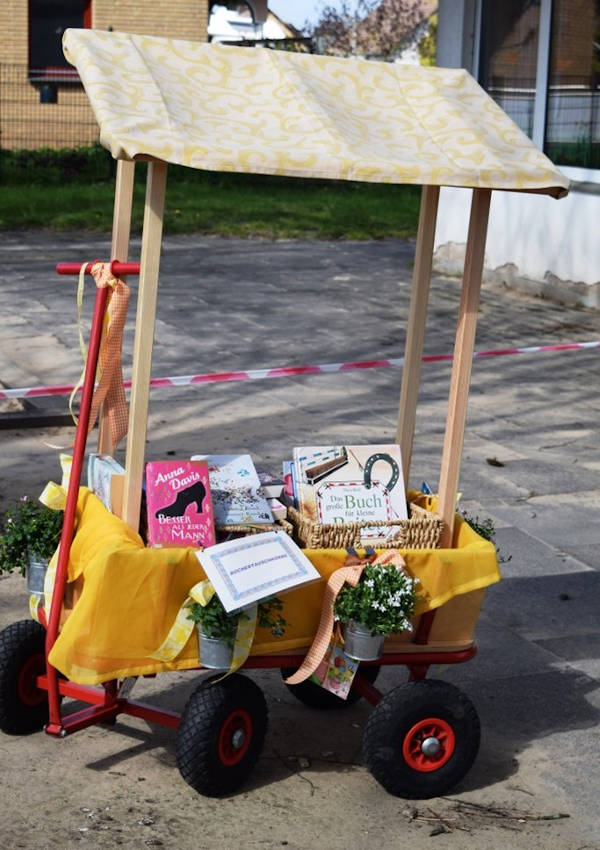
[1,340,598,402]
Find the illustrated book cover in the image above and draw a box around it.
[87,453,125,514]
[255,465,284,499]
[310,643,359,701]
[195,530,320,614]
[282,459,297,504]
[293,444,408,542]
[145,460,216,549]
[191,454,274,526]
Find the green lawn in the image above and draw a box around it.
[0,151,421,239]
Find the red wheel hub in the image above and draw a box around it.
[402,717,456,772]
[17,653,46,707]
[218,709,253,766]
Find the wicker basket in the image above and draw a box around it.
[286,502,443,550]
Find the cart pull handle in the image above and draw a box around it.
[56,261,141,276]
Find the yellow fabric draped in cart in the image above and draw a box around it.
[48,489,500,685]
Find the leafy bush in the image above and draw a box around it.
[0,143,115,186]
[0,498,63,575]
[460,510,512,564]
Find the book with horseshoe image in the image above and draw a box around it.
[145,460,216,549]
[293,444,408,543]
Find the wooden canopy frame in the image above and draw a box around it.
[101,158,491,548]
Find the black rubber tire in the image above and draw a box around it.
[363,679,480,798]
[176,673,268,797]
[281,664,380,710]
[0,619,49,735]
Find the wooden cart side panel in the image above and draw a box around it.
[384,587,486,653]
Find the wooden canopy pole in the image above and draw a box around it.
[98,159,136,455]
[111,159,136,269]
[396,185,440,487]
[438,188,491,547]
[122,160,168,531]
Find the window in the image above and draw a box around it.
[208,2,261,43]
[478,0,600,168]
[29,0,91,81]
[478,0,541,138]
[544,0,600,167]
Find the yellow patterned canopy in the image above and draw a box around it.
[63,29,569,198]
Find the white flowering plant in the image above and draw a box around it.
[333,562,418,636]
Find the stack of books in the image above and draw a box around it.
[286,444,408,545]
[143,444,409,549]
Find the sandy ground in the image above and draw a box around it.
[0,567,592,850]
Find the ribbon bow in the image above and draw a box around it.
[70,262,130,450]
[150,580,257,679]
[285,548,406,685]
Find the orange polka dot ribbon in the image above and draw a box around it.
[69,262,130,449]
[284,548,406,686]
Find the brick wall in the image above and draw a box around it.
[2,0,28,65]
[485,0,597,85]
[0,0,208,150]
[93,0,208,42]
[0,64,99,149]
[1,0,208,65]
[551,0,598,81]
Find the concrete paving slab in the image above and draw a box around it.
[491,526,594,576]
[488,492,600,549]
[481,571,600,641]
[562,542,600,570]
[534,633,600,679]
[440,615,569,681]
[463,451,600,499]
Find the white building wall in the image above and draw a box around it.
[435,0,600,306]
[436,0,478,70]
[433,167,600,307]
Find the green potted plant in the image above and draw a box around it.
[0,497,63,597]
[460,509,512,563]
[334,562,418,661]
[186,595,288,669]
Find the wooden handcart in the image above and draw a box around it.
[0,29,568,799]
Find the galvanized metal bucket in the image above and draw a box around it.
[342,620,385,662]
[197,628,233,670]
[26,552,48,601]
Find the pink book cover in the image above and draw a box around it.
[145,460,216,549]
